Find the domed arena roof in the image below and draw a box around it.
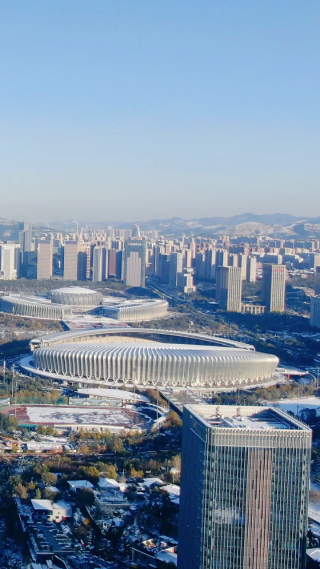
[48,286,103,306]
[33,342,279,388]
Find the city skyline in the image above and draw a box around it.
[0,3,319,568]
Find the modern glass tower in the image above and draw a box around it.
[178,405,311,569]
[123,226,147,288]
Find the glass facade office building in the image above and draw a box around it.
[178,405,311,569]
[123,238,147,288]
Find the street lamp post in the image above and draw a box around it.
[14,374,18,418]
[11,364,15,401]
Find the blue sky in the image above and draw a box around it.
[0,1,319,222]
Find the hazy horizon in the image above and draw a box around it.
[1,1,319,222]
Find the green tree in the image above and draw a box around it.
[42,471,58,487]
[163,411,182,429]
[14,483,28,500]
[76,488,95,507]
[130,467,144,478]
[79,466,100,484]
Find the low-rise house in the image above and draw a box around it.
[140,478,164,490]
[156,547,178,568]
[31,499,72,523]
[161,484,180,504]
[96,488,131,514]
[23,441,71,452]
[98,478,127,492]
[68,480,93,492]
[132,538,177,568]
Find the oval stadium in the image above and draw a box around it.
[20,328,279,389]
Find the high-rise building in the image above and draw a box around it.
[315,266,320,296]
[24,250,37,279]
[216,266,242,312]
[0,244,20,280]
[178,404,311,569]
[238,253,248,280]
[169,252,183,286]
[19,222,32,256]
[153,245,163,276]
[196,252,206,280]
[262,264,286,312]
[159,254,170,284]
[19,222,33,276]
[308,253,320,269]
[123,226,147,288]
[205,249,216,281]
[77,244,90,281]
[216,249,229,269]
[310,295,320,328]
[37,240,53,280]
[63,241,79,280]
[228,253,239,267]
[108,249,117,278]
[247,256,257,282]
[131,223,141,238]
[92,247,105,282]
[184,248,192,269]
[116,250,123,279]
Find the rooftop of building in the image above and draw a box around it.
[102,297,167,307]
[67,480,93,489]
[306,548,320,562]
[185,404,311,431]
[77,387,148,402]
[49,286,100,295]
[31,499,71,511]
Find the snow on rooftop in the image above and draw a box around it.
[98,478,120,489]
[161,484,180,497]
[68,480,93,489]
[25,405,138,427]
[46,486,59,493]
[31,499,53,511]
[307,548,320,561]
[77,388,148,402]
[156,548,177,565]
[141,478,164,488]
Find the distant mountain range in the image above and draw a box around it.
[42,213,320,238]
[2,213,320,238]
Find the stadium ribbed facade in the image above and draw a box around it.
[33,343,279,387]
[0,296,72,320]
[102,299,168,321]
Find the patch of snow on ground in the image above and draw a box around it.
[26,406,133,425]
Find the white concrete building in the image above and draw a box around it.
[0,244,20,279]
[31,499,72,523]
